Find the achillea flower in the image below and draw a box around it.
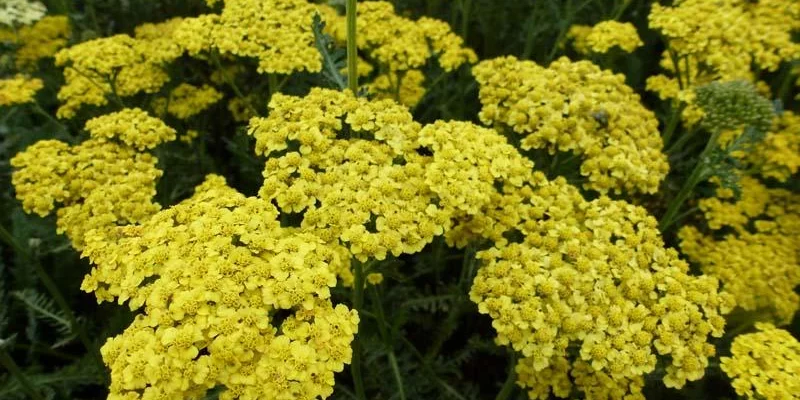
[0,74,42,106]
[721,323,800,399]
[11,139,162,249]
[473,56,669,194]
[152,83,224,120]
[679,176,800,325]
[174,0,322,74]
[320,1,477,72]
[248,88,450,264]
[84,108,177,150]
[366,69,426,108]
[569,21,643,55]
[81,176,358,400]
[55,34,174,118]
[749,111,800,181]
[14,15,70,69]
[647,0,800,126]
[471,192,734,399]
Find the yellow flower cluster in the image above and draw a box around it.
[0,74,42,106]
[84,108,177,150]
[12,15,70,69]
[473,56,669,194]
[319,1,475,105]
[647,0,800,125]
[749,111,800,182]
[55,33,173,118]
[0,0,46,26]
[248,88,449,263]
[80,175,359,400]
[153,83,224,120]
[365,70,426,108]
[721,323,800,400]
[10,138,163,249]
[173,0,322,74]
[322,1,476,72]
[679,176,800,325]
[569,21,643,55]
[471,192,733,399]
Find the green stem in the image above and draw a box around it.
[659,130,720,232]
[0,225,107,382]
[346,0,359,94]
[351,258,366,400]
[495,352,518,400]
[666,126,697,155]
[611,0,631,19]
[387,351,407,400]
[460,0,472,42]
[777,62,797,105]
[661,102,684,147]
[0,347,45,400]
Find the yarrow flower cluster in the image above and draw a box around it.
[0,74,42,106]
[173,0,322,74]
[721,323,800,399]
[5,15,70,70]
[568,20,643,55]
[152,83,224,120]
[471,190,734,399]
[248,88,449,266]
[749,110,800,181]
[647,0,800,126]
[473,56,669,194]
[679,176,800,325]
[319,1,477,106]
[81,176,359,400]
[54,33,176,118]
[84,108,178,150]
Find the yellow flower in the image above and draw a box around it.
[154,83,223,120]
[570,20,643,55]
[721,323,800,399]
[0,74,42,106]
[473,56,669,194]
[84,108,177,150]
[14,15,70,70]
[680,176,800,325]
[84,176,358,399]
[471,189,733,398]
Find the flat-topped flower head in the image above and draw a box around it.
[473,56,669,194]
[680,176,800,325]
[11,139,163,248]
[320,1,477,72]
[471,188,734,399]
[569,21,643,55]
[0,74,43,106]
[84,108,177,150]
[249,88,449,263]
[721,323,800,399]
[81,176,358,400]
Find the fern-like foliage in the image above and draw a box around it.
[11,290,79,349]
[312,13,348,91]
[0,356,104,400]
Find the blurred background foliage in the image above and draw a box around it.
[1,0,798,399]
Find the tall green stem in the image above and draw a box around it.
[0,347,45,400]
[659,130,721,232]
[0,225,106,382]
[346,0,359,94]
[460,0,472,42]
[351,259,366,400]
[495,352,518,400]
[209,52,258,116]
